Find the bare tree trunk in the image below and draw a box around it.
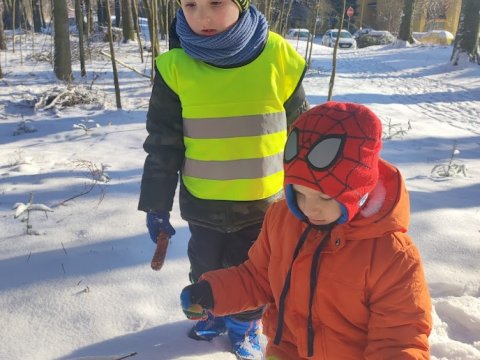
[264,0,271,24]
[143,0,152,41]
[121,0,134,41]
[6,0,31,30]
[21,0,33,30]
[155,0,161,43]
[75,0,86,76]
[143,0,159,56]
[327,0,347,101]
[158,0,165,40]
[0,0,7,50]
[163,0,169,44]
[85,0,94,35]
[451,0,479,65]
[260,0,267,17]
[132,0,144,62]
[12,0,16,52]
[359,0,366,29]
[97,0,108,25]
[114,0,120,26]
[275,0,286,34]
[3,0,21,29]
[151,0,159,81]
[282,0,294,36]
[398,0,416,43]
[53,0,72,81]
[105,0,122,108]
[307,2,320,67]
[39,0,48,29]
[32,0,43,32]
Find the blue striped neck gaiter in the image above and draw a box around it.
[175,5,269,67]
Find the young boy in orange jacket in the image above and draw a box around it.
[180,102,432,359]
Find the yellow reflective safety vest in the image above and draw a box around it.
[156,32,306,201]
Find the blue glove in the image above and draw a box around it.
[180,281,214,320]
[146,211,176,243]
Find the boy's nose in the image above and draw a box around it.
[197,8,211,22]
[303,200,319,217]
[204,14,212,23]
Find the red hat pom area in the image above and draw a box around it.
[284,102,383,224]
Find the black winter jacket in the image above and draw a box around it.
[138,34,308,232]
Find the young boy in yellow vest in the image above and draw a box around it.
[180,102,432,359]
[138,0,308,357]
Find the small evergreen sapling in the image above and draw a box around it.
[431,140,467,178]
[73,118,100,135]
[382,118,411,140]
[13,118,37,136]
[13,193,54,235]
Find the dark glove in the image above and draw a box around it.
[180,281,214,320]
[146,211,176,243]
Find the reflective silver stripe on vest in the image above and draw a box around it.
[184,113,286,139]
[183,153,284,180]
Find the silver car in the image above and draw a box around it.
[321,29,357,49]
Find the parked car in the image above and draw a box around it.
[353,28,374,39]
[286,28,311,40]
[415,30,454,45]
[356,30,396,48]
[321,29,356,49]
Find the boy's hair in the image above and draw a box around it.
[283,102,383,223]
[176,0,250,12]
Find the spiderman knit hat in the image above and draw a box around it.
[176,0,249,12]
[284,102,383,224]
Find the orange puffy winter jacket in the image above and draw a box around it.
[201,159,432,359]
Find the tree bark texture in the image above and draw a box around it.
[114,0,121,26]
[32,0,44,32]
[97,0,108,25]
[451,0,479,65]
[328,0,347,101]
[75,0,86,76]
[53,0,72,81]
[121,0,135,42]
[0,0,7,50]
[398,0,416,43]
[132,0,144,62]
[105,0,122,108]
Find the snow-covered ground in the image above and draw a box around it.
[0,34,479,360]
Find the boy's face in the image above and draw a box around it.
[181,0,240,36]
[292,184,342,226]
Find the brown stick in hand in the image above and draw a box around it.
[150,231,170,271]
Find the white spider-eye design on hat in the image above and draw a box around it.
[285,129,345,171]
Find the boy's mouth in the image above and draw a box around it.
[201,29,217,35]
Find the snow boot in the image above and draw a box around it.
[225,316,263,360]
[188,311,226,341]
